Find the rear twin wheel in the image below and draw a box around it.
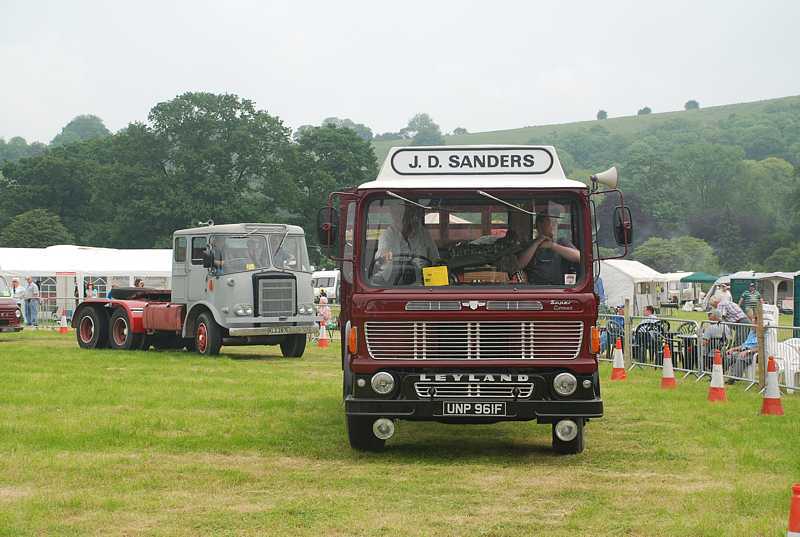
[109,309,146,350]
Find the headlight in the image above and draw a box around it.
[298,304,314,315]
[553,372,578,396]
[233,304,253,316]
[15,309,21,318]
[370,372,395,395]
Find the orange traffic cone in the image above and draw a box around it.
[317,323,330,349]
[58,310,69,334]
[788,483,800,537]
[610,338,627,380]
[761,356,784,416]
[708,349,727,402]
[661,342,677,389]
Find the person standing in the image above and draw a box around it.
[10,277,24,323]
[738,281,763,313]
[22,276,40,328]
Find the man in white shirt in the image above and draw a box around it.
[372,202,439,285]
[22,276,40,327]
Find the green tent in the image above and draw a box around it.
[680,272,719,284]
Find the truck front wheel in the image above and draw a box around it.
[346,415,386,452]
[551,418,585,455]
[109,309,145,350]
[195,312,222,356]
[280,334,306,358]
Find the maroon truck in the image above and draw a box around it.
[317,146,631,453]
[0,276,23,333]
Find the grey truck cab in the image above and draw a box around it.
[171,223,318,356]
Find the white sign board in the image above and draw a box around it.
[390,147,554,176]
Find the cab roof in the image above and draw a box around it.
[174,223,305,236]
[360,145,587,190]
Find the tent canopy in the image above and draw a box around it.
[0,245,172,277]
[680,272,718,283]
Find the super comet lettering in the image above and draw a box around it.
[406,153,536,170]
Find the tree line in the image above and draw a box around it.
[546,99,800,273]
[2,92,799,274]
[0,93,377,265]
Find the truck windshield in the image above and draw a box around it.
[212,235,271,274]
[269,234,312,273]
[0,278,9,297]
[362,193,584,288]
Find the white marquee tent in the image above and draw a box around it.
[0,245,171,318]
[599,259,665,315]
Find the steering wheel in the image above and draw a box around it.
[369,253,434,285]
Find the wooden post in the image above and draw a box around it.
[624,298,632,369]
[755,302,766,388]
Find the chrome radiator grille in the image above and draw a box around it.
[365,320,583,360]
[414,381,534,398]
[258,278,295,317]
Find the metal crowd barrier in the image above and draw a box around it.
[597,311,800,395]
[766,324,800,394]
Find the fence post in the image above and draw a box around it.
[756,302,766,389]
[624,298,632,369]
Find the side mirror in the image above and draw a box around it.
[317,207,339,249]
[613,206,633,246]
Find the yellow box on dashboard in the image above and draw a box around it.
[423,265,449,286]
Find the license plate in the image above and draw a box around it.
[439,401,507,417]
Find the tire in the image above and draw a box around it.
[75,307,109,349]
[194,311,222,356]
[109,308,145,350]
[280,334,306,358]
[346,415,385,452]
[552,418,585,455]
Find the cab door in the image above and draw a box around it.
[188,236,209,303]
[171,236,189,303]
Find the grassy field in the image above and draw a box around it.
[1,330,799,536]
[371,94,800,163]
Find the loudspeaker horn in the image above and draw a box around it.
[591,166,618,189]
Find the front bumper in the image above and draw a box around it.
[227,324,319,337]
[0,325,23,333]
[345,396,602,424]
[346,369,603,424]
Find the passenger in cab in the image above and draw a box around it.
[372,201,439,285]
[516,213,580,285]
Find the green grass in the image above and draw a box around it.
[1,330,799,536]
[371,94,800,164]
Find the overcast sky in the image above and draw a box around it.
[2,0,799,143]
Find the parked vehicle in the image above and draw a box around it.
[0,275,23,333]
[312,270,340,303]
[72,223,318,356]
[318,145,633,453]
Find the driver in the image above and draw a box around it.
[372,201,439,284]
[208,236,227,275]
[516,212,580,285]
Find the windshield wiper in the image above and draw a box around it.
[272,230,290,258]
[386,191,432,210]
[476,191,536,215]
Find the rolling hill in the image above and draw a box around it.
[371,95,800,165]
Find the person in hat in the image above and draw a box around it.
[517,213,580,285]
[718,283,732,303]
[738,281,763,313]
